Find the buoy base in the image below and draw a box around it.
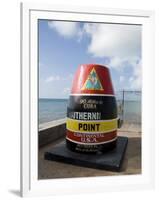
[44,136,128,172]
[66,139,117,154]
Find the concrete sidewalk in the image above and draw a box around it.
[38,134,141,179]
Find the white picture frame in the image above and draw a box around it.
[20,2,155,197]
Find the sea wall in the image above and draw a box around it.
[39,118,66,147]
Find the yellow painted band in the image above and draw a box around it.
[66,118,118,133]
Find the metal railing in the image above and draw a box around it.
[116,90,141,126]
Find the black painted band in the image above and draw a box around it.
[67,95,117,120]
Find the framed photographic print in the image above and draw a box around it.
[21,2,155,197]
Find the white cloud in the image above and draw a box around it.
[129,77,134,82]
[108,56,140,73]
[45,75,60,82]
[45,73,73,83]
[129,60,142,90]
[109,57,123,69]
[48,21,80,38]
[63,87,70,94]
[108,57,126,69]
[83,23,141,88]
[119,76,125,82]
[47,21,142,91]
[83,23,141,58]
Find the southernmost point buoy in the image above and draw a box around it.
[66,64,118,153]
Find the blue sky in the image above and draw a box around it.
[39,20,141,99]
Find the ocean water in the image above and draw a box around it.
[39,99,68,124]
[39,98,141,124]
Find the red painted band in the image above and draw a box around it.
[71,64,114,95]
[66,130,117,144]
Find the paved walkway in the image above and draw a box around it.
[38,127,141,179]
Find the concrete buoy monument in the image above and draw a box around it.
[66,64,118,153]
[45,64,128,171]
